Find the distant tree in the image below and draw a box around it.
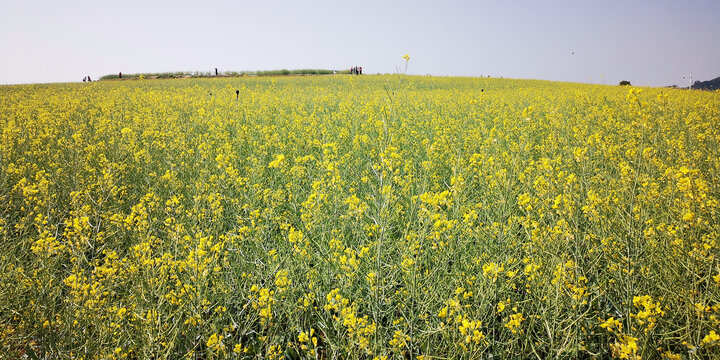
[619,80,631,86]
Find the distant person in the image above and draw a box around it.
[215,68,218,76]
[359,67,362,75]
[119,72,122,79]
[87,76,91,82]
[83,76,86,82]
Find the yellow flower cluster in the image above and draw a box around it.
[1,75,718,358]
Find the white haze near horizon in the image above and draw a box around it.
[1,0,719,87]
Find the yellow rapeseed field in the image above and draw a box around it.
[1,74,719,359]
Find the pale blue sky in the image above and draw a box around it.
[1,0,718,86]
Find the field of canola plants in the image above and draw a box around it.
[0,73,719,359]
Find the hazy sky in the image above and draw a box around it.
[1,0,719,86]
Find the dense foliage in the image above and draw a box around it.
[1,75,719,359]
